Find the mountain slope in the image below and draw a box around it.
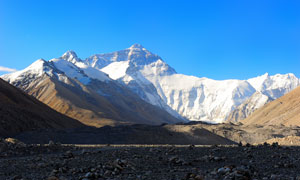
[2,58,182,127]
[0,78,84,137]
[241,86,300,126]
[226,92,273,122]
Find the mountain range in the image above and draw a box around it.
[1,44,299,126]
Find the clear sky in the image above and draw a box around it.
[0,0,300,79]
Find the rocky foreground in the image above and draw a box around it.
[1,139,300,180]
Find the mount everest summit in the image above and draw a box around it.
[2,44,299,125]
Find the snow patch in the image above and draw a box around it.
[101,61,130,80]
[50,58,90,85]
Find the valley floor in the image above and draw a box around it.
[1,141,300,180]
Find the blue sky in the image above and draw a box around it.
[0,0,300,79]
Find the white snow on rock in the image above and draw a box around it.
[50,51,111,84]
[142,73,256,123]
[226,91,273,122]
[248,73,300,99]
[49,58,91,85]
[61,50,81,64]
[101,61,130,80]
[1,59,54,84]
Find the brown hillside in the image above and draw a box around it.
[0,78,84,137]
[20,74,181,127]
[242,86,300,126]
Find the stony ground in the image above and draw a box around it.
[1,139,300,180]
[14,123,300,145]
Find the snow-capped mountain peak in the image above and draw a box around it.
[61,50,81,64]
[26,58,47,71]
[85,44,175,74]
[128,43,145,50]
[94,44,177,80]
[126,44,162,66]
[1,58,65,87]
[9,58,53,78]
[248,73,300,99]
[247,72,269,91]
[52,51,111,83]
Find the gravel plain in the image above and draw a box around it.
[1,139,300,180]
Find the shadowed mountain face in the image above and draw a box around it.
[0,78,84,137]
[242,86,300,126]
